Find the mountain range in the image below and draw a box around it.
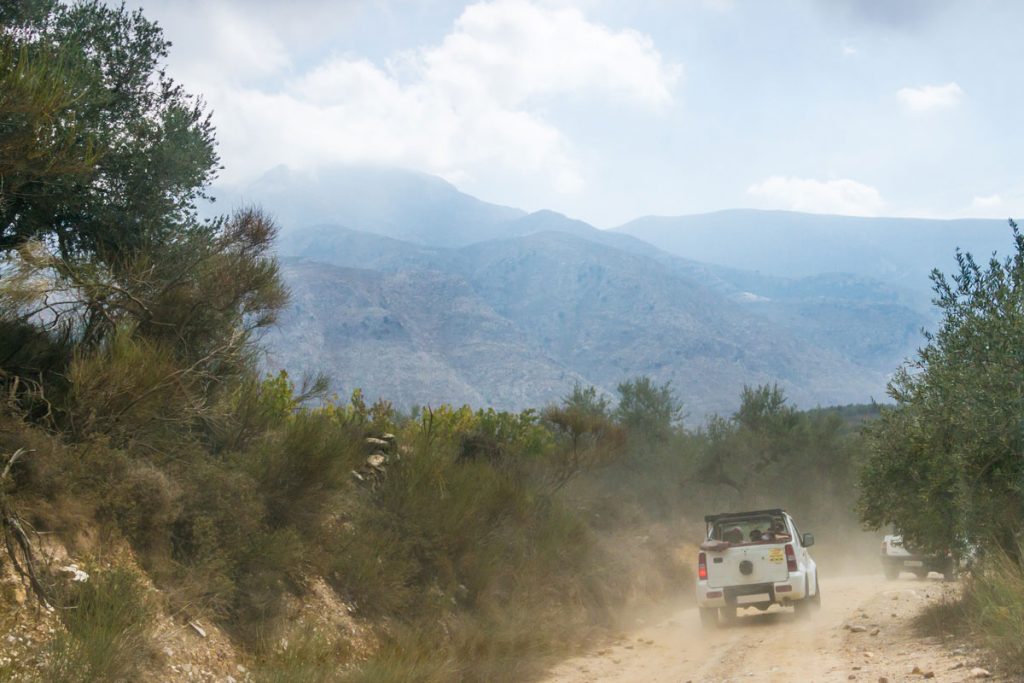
[225,165,1012,420]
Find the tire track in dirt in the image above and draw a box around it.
[543,574,1001,683]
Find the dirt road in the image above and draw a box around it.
[544,574,1001,683]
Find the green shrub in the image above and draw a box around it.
[167,459,267,622]
[370,440,532,604]
[247,411,363,530]
[103,460,181,555]
[63,330,205,448]
[43,567,156,683]
[229,527,308,646]
[325,506,421,617]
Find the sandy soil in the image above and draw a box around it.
[543,574,1004,683]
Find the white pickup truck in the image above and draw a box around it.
[696,508,820,628]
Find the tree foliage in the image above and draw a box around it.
[0,37,99,205]
[859,220,1024,559]
[543,383,625,491]
[562,382,611,417]
[614,376,684,443]
[1,0,218,262]
[688,384,867,530]
[0,2,285,428]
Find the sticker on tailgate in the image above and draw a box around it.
[768,548,785,563]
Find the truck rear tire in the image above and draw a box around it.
[884,563,899,580]
[699,607,718,629]
[794,578,817,617]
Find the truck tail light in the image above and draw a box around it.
[785,544,798,572]
[698,552,708,580]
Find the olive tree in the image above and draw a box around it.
[859,221,1024,561]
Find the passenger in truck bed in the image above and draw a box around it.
[765,519,791,542]
[723,527,744,544]
[710,516,791,545]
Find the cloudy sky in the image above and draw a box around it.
[130,0,1022,227]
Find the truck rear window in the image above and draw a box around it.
[710,515,791,545]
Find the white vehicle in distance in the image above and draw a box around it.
[696,508,820,628]
[881,534,957,581]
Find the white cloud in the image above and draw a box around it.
[960,192,1024,219]
[896,82,964,112]
[747,176,885,216]
[141,2,291,85]
[971,193,1002,209]
[159,0,681,193]
[421,1,679,109]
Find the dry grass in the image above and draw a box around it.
[913,590,968,637]
[909,550,1024,675]
[42,566,157,682]
[253,627,350,683]
[964,551,1024,672]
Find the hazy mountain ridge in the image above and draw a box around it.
[615,210,1013,297]
[447,231,887,414]
[271,234,897,416]
[272,259,585,410]
[253,165,965,416]
[232,165,527,247]
[274,221,925,400]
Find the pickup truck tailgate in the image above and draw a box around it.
[706,544,789,587]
